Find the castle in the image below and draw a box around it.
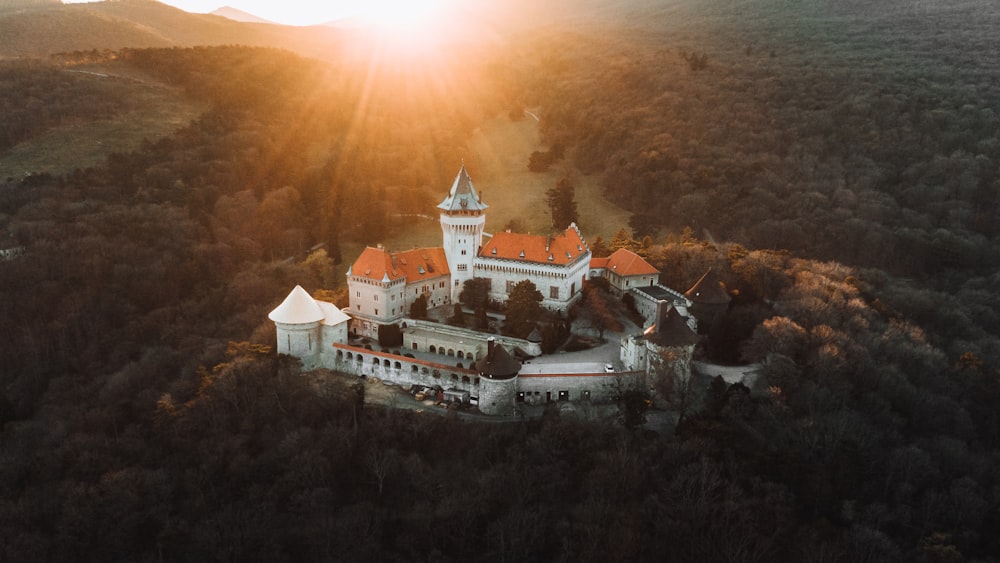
[345,165,591,338]
[270,166,718,415]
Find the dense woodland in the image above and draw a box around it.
[2,1,1000,561]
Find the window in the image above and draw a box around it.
[356,291,361,297]
[571,282,576,295]
[374,308,379,315]
[373,295,378,301]
[461,249,467,256]
[506,280,515,293]
[457,264,468,272]
[549,286,559,299]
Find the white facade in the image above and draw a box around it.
[474,256,589,310]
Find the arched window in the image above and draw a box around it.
[383,359,390,368]
[337,350,344,359]
[411,365,418,373]
[394,361,401,370]
[462,376,470,384]
[372,357,379,365]
[457,351,464,359]
[447,349,455,357]
[429,345,437,354]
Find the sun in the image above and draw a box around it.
[358,0,445,30]
[355,0,452,49]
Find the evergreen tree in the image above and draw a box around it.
[590,235,611,258]
[504,280,543,338]
[410,294,428,319]
[545,177,578,230]
[459,278,492,310]
[609,227,637,252]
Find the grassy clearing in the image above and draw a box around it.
[334,113,633,282]
[467,113,631,240]
[0,69,204,179]
[374,113,631,252]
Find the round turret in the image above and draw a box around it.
[269,285,324,364]
[476,337,520,415]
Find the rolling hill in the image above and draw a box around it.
[0,0,344,59]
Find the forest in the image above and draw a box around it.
[1,0,1000,561]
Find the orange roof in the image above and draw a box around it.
[590,256,610,269]
[605,248,659,276]
[349,246,450,282]
[480,223,588,265]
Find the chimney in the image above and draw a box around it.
[655,300,668,334]
[487,336,496,359]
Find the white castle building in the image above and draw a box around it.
[269,165,707,416]
[346,165,591,338]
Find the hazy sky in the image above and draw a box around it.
[63,1,391,26]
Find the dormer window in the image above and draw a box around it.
[492,247,497,255]
[519,250,525,258]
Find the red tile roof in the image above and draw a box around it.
[604,248,659,276]
[480,224,588,265]
[590,256,610,269]
[350,246,450,282]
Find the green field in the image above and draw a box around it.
[0,68,204,179]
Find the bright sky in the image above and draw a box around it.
[63,1,453,27]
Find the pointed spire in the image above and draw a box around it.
[438,164,488,212]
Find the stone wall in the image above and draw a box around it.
[517,371,644,405]
[403,319,542,359]
[327,343,481,396]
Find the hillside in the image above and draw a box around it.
[1,1,1000,561]
[0,0,343,59]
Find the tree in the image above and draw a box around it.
[378,323,403,347]
[504,280,543,339]
[301,248,335,288]
[629,213,660,240]
[459,278,491,310]
[410,294,428,319]
[650,348,697,427]
[609,227,637,252]
[545,177,578,230]
[590,235,611,258]
[571,282,624,339]
[447,303,465,327]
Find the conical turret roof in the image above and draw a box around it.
[685,268,731,305]
[268,285,325,324]
[648,307,700,348]
[438,164,488,212]
[476,339,520,379]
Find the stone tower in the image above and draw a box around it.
[476,337,520,416]
[268,285,325,369]
[438,164,487,302]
